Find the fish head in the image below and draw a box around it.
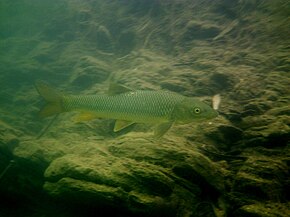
[174,98,218,123]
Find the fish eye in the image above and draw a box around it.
[193,107,201,114]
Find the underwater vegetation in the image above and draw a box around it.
[0,0,289,216]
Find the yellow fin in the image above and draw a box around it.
[108,83,133,96]
[114,120,135,132]
[35,81,63,117]
[74,112,99,122]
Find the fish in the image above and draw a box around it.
[35,81,218,137]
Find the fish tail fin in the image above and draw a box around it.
[35,81,64,118]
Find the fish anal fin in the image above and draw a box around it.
[154,122,173,138]
[108,83,133,96]
[74,112,99,122]
[114,120,135,132]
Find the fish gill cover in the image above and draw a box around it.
[0,0,289,217]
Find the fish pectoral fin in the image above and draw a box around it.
[108,83,133,96]
[114,120,135,132]
[154,122,173,138]
[74,112,99,122]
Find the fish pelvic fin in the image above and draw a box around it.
[74,112,99,122]
[35,81,64,118]
[114,120,135,132]
[154,122,173,138]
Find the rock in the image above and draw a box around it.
[160,79,188,92]
[183,20,220,41]
[44,177,128,208]
[44,155,173,213]
[87,25,114,52]
[75,9,92,24]
[44,154,174,197]
[241,101,273,117]
[243,115,290,148]
[42,17,72,41]
[234,202,290,217]
[117,30,136,55]
[209,73,235,91]
[108,134,225,192]
[0,0,289,216]
[232,156,288,203]
[205,124,244,148]
[13,136,72,167]
[0,120,21,159]
[69,56,111,89]
[266,105,290,116]
[43,133,226,216]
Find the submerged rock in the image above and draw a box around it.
[1,0,289,216]
[69,56,111,89]
[242,115,290,148]
[232,156,288,202]
[234,202,290,217]
[43,133,226,216]
[87,25,114,52]
[0,120,21,160]
[117,30,136,55]
[183,20,220,41]
[205,124,244,148]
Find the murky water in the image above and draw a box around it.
[0,0,289,216]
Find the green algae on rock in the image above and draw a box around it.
[0,0,289,216]
[43,134,226,216]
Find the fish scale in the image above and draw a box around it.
[63,91,185,123]
[35,81,218,136]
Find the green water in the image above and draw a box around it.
[0,0,289,216]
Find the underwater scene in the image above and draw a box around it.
[0,0,289,216]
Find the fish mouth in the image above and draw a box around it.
[210,110,219,118]
[204,109,219,119]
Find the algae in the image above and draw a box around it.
[0,0,289,216]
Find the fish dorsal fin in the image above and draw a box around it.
[108,83,133,96]
[74,112,99,122]
[114,120,135,132]
[154,122,173,138]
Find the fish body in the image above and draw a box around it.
[63,91,184,124]
[35,82,218,137]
